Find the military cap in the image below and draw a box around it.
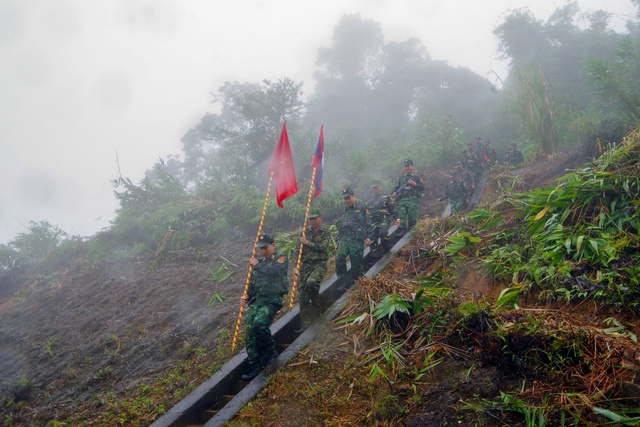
[257,234,275,248]
[403,159,413,166]
[341,187,355,198]
[370,179,382,188]
[306,208,322,219]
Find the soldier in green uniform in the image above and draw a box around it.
[240,234,288,381]
[298,208,332,328]
[336,188,372,288]
[367,180,396,258]
[437,173,468,214]
[392,159,425,236]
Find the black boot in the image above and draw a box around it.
[241,364,263,381]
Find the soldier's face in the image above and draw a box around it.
[343,195,355,206]
[404,164,413,173]
[309,216,322,229]
[372,186,382,195]
[259,244,276,258]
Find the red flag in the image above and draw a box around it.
[268,122,298,208]
[311,125,324,197]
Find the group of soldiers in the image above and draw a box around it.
[239,158,424,381]
[240,142,527,381]
[439,138,525,213]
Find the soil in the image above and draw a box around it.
[1,147,633,426]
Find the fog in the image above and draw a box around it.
[0,0,634,244]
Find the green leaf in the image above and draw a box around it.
[372,294,411,320]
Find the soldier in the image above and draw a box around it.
[392,159,425,236]
[367,180,396,258]
[455,162,475,200]
[506,143,524,165]
[437,173,468,214]
[240,234,288,381]
[297,208,332,329]
[336,188,372,288]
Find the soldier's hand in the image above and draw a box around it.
[407,179,416,186]
[300,236,310,245]
[249,256,259,267]
[240,294,249,305]
[391,192,397,198]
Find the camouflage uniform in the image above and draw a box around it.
[336,189,372,285]
[441,178,468,213]
[298,223,332,327]
[367,186,396,257]
[245,249,288,370]
[455,165,475,199]
[393,161,425,235]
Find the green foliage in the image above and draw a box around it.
[442,232,482,256]
[206,262,233,306]
[480,133,640,309]
[588,36,640,129]
[372,294,411,320]
[507,68,559,154]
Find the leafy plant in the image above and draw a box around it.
[207,262,233,305]
[372,294,411,320]
[442,232,482,256]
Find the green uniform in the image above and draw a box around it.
[442,180,467,213]
[367,192,396,257]
[245,253,288,369]
[336,201,372,285]
[298,225,332,327]
[393,173,425,234]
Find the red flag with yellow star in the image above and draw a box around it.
[268,122,298,208]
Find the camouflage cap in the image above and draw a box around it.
[341,187,355,198]
[306,208,322,219]
[257,234,275,248]
[403,159,413,166]
[370,179,382,188]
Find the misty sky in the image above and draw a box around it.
[0,0,635,244]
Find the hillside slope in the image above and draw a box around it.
[2,141,639,426]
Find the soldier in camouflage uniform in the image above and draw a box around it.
[336,188,372,288]
[392,159,425,236]
[298,208,332,328]
[240,234,288,381]
[455,162,475,200]
[367,180,396,258]
[438,173,468,214]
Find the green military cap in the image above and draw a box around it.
[403,159,413,166]
[257,234,275,248]
[341,188,355,198]
[370,180,382,188]
[306,208,322,219]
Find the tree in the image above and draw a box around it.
[587,36,640,129]
[8,220,67,266]
[180,77,305,186]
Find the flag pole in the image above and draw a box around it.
[288,166,318,309]
[231,174,273,352]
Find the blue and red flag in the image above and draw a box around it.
[311,125,324,197]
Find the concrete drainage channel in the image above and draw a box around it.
[149,227,415,427]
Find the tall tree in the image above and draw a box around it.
[180,77,305,186]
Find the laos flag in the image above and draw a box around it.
[311,125,324,197]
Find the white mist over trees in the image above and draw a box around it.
[2,4,640,266]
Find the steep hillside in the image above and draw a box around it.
[227,139,640,426]
[3,139,640,426]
